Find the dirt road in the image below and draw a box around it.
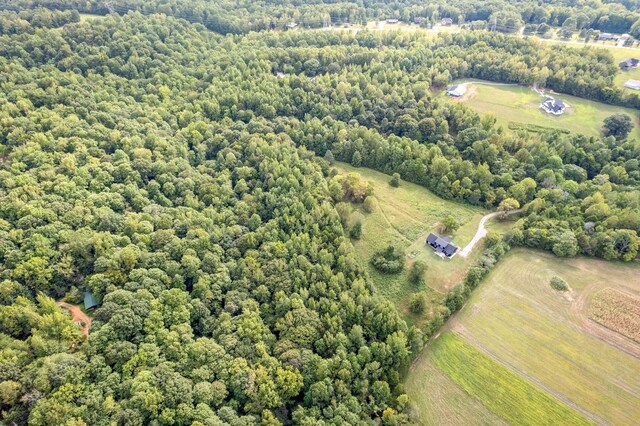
[459,209,523,257]
[58,302,92,336]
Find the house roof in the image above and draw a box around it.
[542,98,565,112]
[624,79,640,90]
[84,289,100,310]
[426,233,459,257]
[446,84,467,96]
[620,58,639,68]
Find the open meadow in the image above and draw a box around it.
[406,248,640,425]
[332,162,496,323]
[450,81,640,138]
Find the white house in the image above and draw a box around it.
[624,79,640,90]
[540,96,566,115]
[446,84,467,97]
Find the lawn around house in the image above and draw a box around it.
[407,248,640,426]
[332,162,514,324]
[450,81,640,138]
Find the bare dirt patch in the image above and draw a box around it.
[58,301,92,336]
[588,288,640,344]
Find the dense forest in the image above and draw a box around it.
[0,5,638,425]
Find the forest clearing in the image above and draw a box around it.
[451,81,640,137]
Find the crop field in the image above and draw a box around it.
[332,163,497,322]
[589,288,640,343]
[427,333,592,426]
[408,249,640,426]
[452,81,640,138]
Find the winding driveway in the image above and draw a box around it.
[459,209,523,257]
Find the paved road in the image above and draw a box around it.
[58,301,92,336]
[459,209,523,257]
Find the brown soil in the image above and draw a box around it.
[58,301,92,336]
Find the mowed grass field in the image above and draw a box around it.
[333,162,493,323]
[425,333,593,426]
[453,81,640,138]
[407,248,640,426]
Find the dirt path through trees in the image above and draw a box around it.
[58,302,92,336]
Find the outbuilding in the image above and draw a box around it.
[446,84,467,97]
[624,79,640,90]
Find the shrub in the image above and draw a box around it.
[363,196,375,213]
[408,260,428,285]
[550,276,569,291]
[389,172,400,187]
[409,294,426,314]
[350,221,362,240]
[370,245,405,273]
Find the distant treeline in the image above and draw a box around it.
[3,0,640,35]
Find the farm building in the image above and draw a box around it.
[446,84,467,97]
[414,16,426,25]
[624,79,640,90]
[426,233,459,258]
[84,289,101,310]
[619,58,639,70]
[441,18,453,26]
[286,22,298,29]
[598,32,618,41]
[386,18,400,24]
[540,97,566,115]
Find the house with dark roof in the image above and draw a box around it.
[619,58,639,70]
[426,233,458,258]
[540,96,566,115]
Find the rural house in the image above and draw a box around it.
[386,18,400,24]
[426,233,459,258]
[441,18,453,26]
[414,16,426,25]
[598,32,618,41]
[619,58,640,70]
[624,79,640,90]
[446,84,467,97]
[286,22,298,29]
[540,96,566,115]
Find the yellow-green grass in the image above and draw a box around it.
[425,332,593,426]
[406,351,507,426]
[333,162,489,323]
[432,249,640,425]
[453,81,640,138]
[79,13,106,22]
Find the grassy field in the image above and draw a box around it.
[425,333,593,426]
[407,249,640,425]
[333,162,493,323]
[452,81,640,138]
[79,13,106,22]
